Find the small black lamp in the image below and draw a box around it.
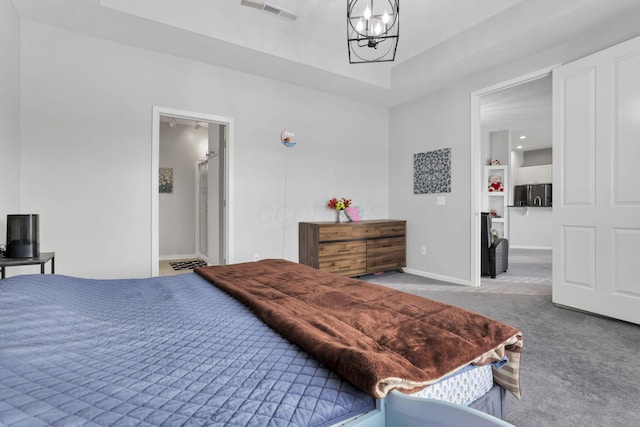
[6,214,40,258]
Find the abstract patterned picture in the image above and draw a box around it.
[159,167,173,194]
[414,148,451,194]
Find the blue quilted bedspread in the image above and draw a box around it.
[0,273,374,426]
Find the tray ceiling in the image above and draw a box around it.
[11,0,640,106]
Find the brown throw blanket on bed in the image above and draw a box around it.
[195,259,522,399]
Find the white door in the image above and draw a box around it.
[197,161,208,260]
[206,124,225,266]
[195,123,226,266]
[553,36,640,325]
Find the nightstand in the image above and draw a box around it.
[0,252,55,280]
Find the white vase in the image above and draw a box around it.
[337,210,348,223]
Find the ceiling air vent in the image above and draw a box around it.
[240,0,299,23]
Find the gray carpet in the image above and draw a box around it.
[362,249,640,427]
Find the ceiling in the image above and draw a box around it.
[100,0,525,67]
[481,75,552,152]
[10,0,640,107]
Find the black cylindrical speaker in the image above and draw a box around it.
[6,214,40,258]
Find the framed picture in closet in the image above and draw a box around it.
[159,167,174,194]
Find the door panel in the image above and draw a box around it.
[561,68,596,206]
[615,53,640,205]
[561,226,596,288]
[613,228,640,296]
[553,36,640,325]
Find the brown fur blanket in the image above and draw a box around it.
[195,259,522,399]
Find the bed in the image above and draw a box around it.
[0,259,522,426]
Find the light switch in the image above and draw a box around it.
[436,196,446,205]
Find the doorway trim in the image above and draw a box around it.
[151,106,234,277]
[469,65,557,287]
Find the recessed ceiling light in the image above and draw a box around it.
[517,145,523,149]
[519,135,527,139]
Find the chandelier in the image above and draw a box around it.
[347,0,399,64]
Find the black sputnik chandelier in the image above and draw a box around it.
[347,0,399,63]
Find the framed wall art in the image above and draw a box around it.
[159,167,174,194]
[413,148,451,194]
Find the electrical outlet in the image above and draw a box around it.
[253,253,260,261]
[420,245,427,255]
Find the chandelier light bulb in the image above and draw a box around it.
[364,5,371,20]
[374,21,382,35]
[356,18,364,32]
[382,10,390,24]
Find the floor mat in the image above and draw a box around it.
[169,259,207,271]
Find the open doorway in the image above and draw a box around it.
[195,122,226,266]
[151,107,233,277]
[481,75,553,247]
[470,67,554,286]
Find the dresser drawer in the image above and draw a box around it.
[319,241,366,257]
[367,236,405,253]
[367,253,405,271]
[319,241,366,276]
[351,223,381,239]
[319,224,352,242]
[319,256,367,276]
[379,222,406,237]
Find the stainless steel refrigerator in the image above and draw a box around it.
[513,184,552,207]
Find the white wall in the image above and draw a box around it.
[510,150,524,187]
[522,148,552,166]
[389,84,474,284]
[18,21,389,278]
[0,0,21,240]
[389,31,640,284]
[159,122,207,259]
[489,130,509,166]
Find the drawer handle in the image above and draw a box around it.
[382,244,392,248]
[338,266,350,270]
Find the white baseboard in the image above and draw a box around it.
[402,268,474,287]
[159,253,198,261]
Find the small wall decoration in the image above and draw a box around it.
[159,167,174,194]
[414,148,452,194]
[281,130,296,147]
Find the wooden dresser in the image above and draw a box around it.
[298,220,406,277]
